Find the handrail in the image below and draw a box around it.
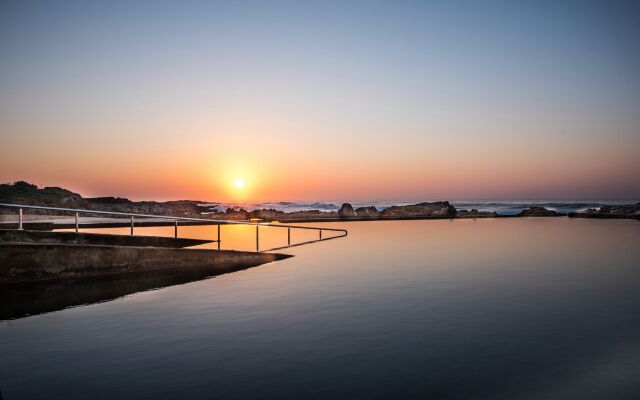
[0,203,348,252]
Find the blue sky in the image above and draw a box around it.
[1,0,639,200]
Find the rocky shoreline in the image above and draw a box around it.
[1,182,638,223]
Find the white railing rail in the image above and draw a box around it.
[0,203,348,252]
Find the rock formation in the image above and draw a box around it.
[583,203,640,216]
[225,207,250,220]
[517,207,561,217]
[355,206,380,217]
[0,181,87,213]
[457,209,498,218]
[380,202,457,218]
[338,203,356,217]
[572,203,640,219]
[249,209,284,221]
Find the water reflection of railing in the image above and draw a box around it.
[0,203,348,252]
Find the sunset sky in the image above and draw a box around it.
[1,1,639,202]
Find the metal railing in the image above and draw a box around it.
[0,203,348,252]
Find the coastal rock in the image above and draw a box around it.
[338,203,356,217]
[355,206,379,217]
[249,209,284,221]
[87,198,210,217]
[456,209,498,218]
[574,203,640,219]
[597,203,639,216]
[225,207,250,220]
[517,207,560,217]
[281,210,337,220]
[380,202,457,218]
[0,181,87,214]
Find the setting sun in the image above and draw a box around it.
[234,178,245,189]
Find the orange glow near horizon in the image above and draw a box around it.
[4,146,639,203]
[3,112,639,202]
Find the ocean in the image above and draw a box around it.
[200,200,637,215]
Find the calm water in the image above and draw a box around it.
[1,218,640,399]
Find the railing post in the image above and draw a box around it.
[319,229,322,240]
[75,212,79,233]
[287,227,291,246]
[174,219,178,238]
[217,224,221,250]
[18,208,23,230]
[256,225,259,252]
[130,216,134,236]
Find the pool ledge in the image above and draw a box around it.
[0,242,291,285]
